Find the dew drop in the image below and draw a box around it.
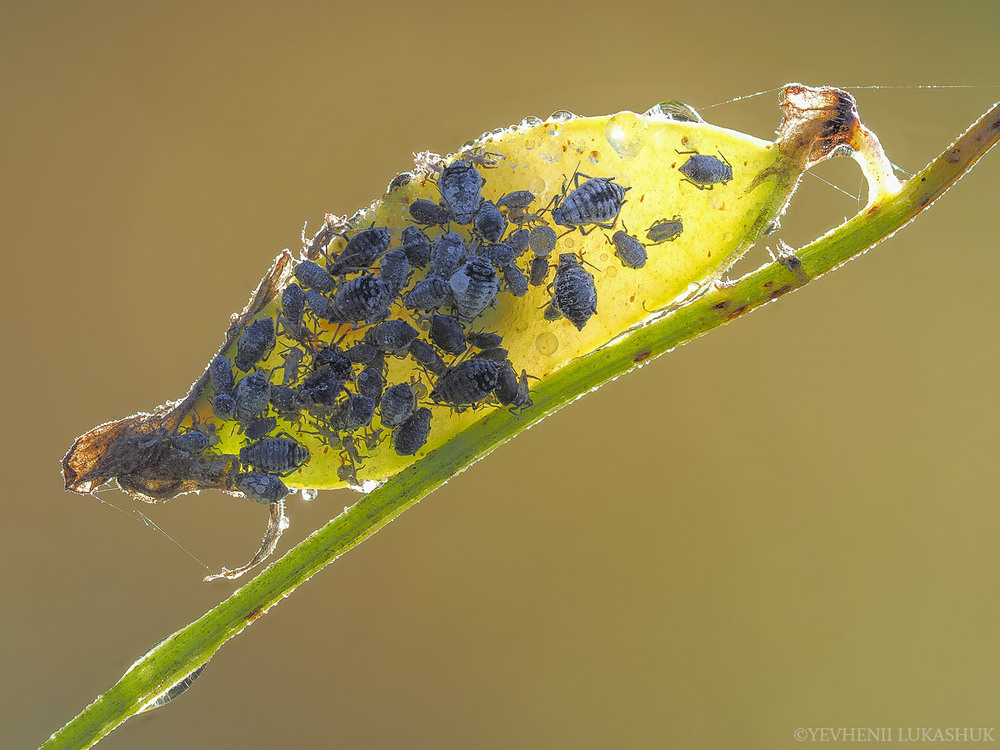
[563,236,575,248]
[538,136,562,163]
[520,115,543,129]
[301,488,318,501]
[600,253,609,262]
[604,264,618,278]
[643,100,704,123]
[527,176,546,195]
[588,150,601,164]
[535,332,559,355]
[523,139,536,151]
[604,112,648,159]
[548,109,577,122]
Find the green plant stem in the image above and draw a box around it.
[41,99,1000,750]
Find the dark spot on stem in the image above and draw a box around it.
[633,348,653,363]
[769,284,793,300]
[725,304,750,321]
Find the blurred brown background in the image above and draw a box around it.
[4,2,999,748]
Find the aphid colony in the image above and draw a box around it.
[170,146,732,507]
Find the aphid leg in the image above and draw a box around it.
[773,239,811,283]
[204,499,288,582]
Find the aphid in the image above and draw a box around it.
[209,355,235,395]
[466,330,502,349]
[363,427,385,452]
[356,365,386,402]
[401,225,432,268]
[479,242,515,268]
[450,256,500,322]
[240,436,309,475]
[173,430,210,455]
[550,174,629,234]
[475,346,509,363]
[280,283,306,330]
[529,225,557,256]
[233,472,289,504]
[543,303,562,321]
[328,275,393,323]
[437,160,484,224]
[645,215,684,244]
[403,275,451,312]
[407,338,448,376]
[502,263,528,297]
[294,260,336,292]
[378,248,410,296]
[552,253,598,330]
[344,342,379,365]
[429,314,466,355]
[430,232,466,278]
[234,318,276,373]
[281,346,305,386]
[235,371,272,423]
[611,230,647,269]
[340,393,377,431]
[244,415,278,441]
[330,226,392,274]
[408,198,450,226]
[510,369,533,413]
[301,365,347,408]
[269,384,301,414]
[493,362,519,407]
[508,228,531,257]
[431,358,500,406]
[312,345,353,380]
[529,256,550,286]
[496,190,535,210]
[304,289,330,320]
[212,392,237,421]
[379,383,416,428]
[391,407,432,456]
[677,152,732,189]
[364,319,419,354]
[474,200,507,243]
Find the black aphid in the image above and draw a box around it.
[529,256,550,286]
[301,365,347,408]
[212,392,237,421]
[234,472,289,504]
[677,153,732,189]
[552,253,598,330]
[304,289,330,319]
[474,200,507,243]
[408,338,447,376]
[529,225,557,256]
[378,248,411,296]
[173,430,209,455]
[551,174,629,233]
[409,198,451,226]
[294,260,336,292]
[364,319,418,354]
[646,215,684,244]
[431,358,500,406]
[240,436,309,474]
[401,225,432,267]
[493,362,519,407]
[429,314,466,355]
[479,242,515,268]
[496,190,535,210]
[466,331,502,349]
[403,275,451,312]
[235,319,276,372]
[312,345,353,380]
[340,394,377,431]
[328,275,393,322]
[344,342,379,364]
[269,384,301,414]
[474,346,508,363]
[281,283,306,329]
[356,366,386,402]
[391,407,432,456]
[380,383,416,428]
[502,263,528,297]
[330,226,391,274]
[244,416,278,441]
[611,230,647,269]
[450,256,500,322]
[543,303,563,321]
[438,161,484,224]
[508,228,531,256]
[430,232,466,278]
[210,355,235,395]
[235,371,271,423]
